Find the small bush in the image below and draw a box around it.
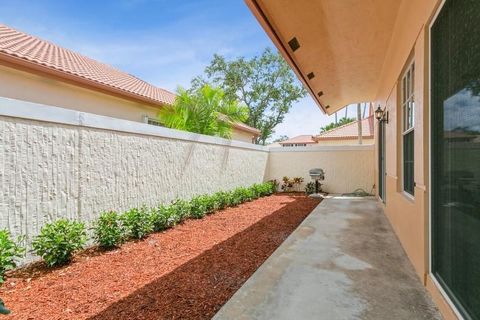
[230,188,244,206]
[189,195,207,219]
[268,180,279,193]
[263,181,276,195]
[93,211,123,249]
[170,200,192,222]
[32,219,87,267]
[281,176,304,192]
[120,207,153,240]
[0,230,25,283]
[163,205,182,228]
[305,182,316,195]
[149,206,169,232]
[212,191,229,210]
[250,184,262,199]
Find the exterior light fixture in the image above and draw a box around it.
[375,105,388,123]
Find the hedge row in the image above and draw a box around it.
[0,182,276,281]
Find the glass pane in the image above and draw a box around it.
[411,63,415,97]
[403,130,414,195]
[432,0,480,318]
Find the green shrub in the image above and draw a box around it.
[212,191,229,210]
[263,181,276,195]
[163,205,182,228]
[32,219,87,267]
[189,195,208,219]
[120,207,153,240]
[242,187,255,202]
[93,211,123,249]
[305,182,316,195]
[0,230,25,283]
[170,200,192,222]
[149,206,169,232]
[229,189,244,206]
[250,184,261,199]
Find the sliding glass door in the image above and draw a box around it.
[431,0,480,318]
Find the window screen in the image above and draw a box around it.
[431,0,480,318]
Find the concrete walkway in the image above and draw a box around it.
[214,196,441,320]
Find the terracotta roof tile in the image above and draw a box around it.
[316,115,374,139]
[0,24,176,105]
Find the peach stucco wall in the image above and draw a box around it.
[0,64,160,122]
[266,145,375,194]
[232,130,255,143]
[373,0,458,318]
[317,137,374,146]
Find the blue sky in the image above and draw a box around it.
[1,0,359,139]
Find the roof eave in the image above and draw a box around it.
[0,52,172,108]
[232,123,261,135]
[245,0,327,114]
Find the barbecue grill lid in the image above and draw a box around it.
[309,168,324,175]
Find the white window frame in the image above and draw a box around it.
[143,115,163,127]
[402,62,415,134]
[401,60,415,197]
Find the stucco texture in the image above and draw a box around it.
[265,147,374,194]
[0,115,268,254]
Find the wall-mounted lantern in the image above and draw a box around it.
[374,105,389,124]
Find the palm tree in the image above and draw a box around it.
[158,85,249,139]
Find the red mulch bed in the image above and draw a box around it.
[1,194,320,320]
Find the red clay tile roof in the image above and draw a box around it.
[279,135,317,145]
[231,121,261,135]
[316,115,374,140]
[0,24,176,106]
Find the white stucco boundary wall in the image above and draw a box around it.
[0,97,268,250]
[266,145,375,194]
[0,97,375,263]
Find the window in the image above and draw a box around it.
[401,62,415,196]
[143,115,163,127]
[281,143,306,147]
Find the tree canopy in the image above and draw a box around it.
[272,135,289,143]
[191,48,307,144]
[158,85,248,139]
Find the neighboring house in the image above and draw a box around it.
[0,24,260,143]
[276,116,374,147]
[247,0,479,319]
[316,115,374,145]
[278,135,317,147]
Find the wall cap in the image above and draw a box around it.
[269,144,374,152]
[0,97,268,152]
